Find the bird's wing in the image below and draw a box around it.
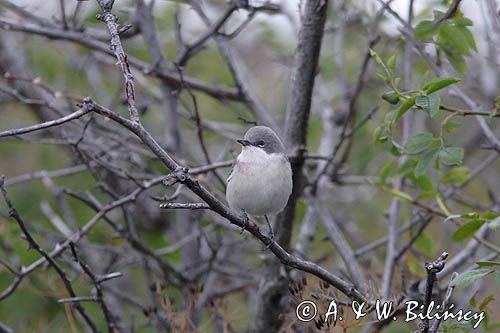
[227,159,237,183]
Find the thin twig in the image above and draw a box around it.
[0,106,91,138]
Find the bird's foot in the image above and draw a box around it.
[240,210,249,234]
[264,215,275,250]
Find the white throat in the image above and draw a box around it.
[238,146,275,163]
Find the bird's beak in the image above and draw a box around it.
[237,139,251,146]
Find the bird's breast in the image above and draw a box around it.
[226,150,293,216]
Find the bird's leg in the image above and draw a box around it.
[264,215,274,249]
[240,209,249,234]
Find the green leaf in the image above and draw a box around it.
[464,212,480,220]
[444,50,466,75]
[397,159,417,176]
[483,211,500,220]
[414,20,437,42]
[457,25,477,52]
[379,160,396,185]
[407,253,426,278]
[415,93,440,117]
[476,261,500,267]
[439,146,464,166]
[387,54,397,77]
[389,143,401,156]
[439,166,471,184]
[443,121,461,133]
[376,72,387,82]
[414,230,435,257]
[415,95,430,110]
[396,97,416,120]
[370,48,386,68]
[432,10,445,20]
[405,132,434,154]
[450,268,495,289]
[427,93,440,117]
[489,216,500,231]
[373,123,391,143]
[414,174,435,193]
[453,17,473,27]
[423,77,461,94]
[394,77,401,87]
[382,91,400,104]
[452,220,486,242]
[415,147,440,177]
[469,292,477,307]
[384,110,398,122]
[439,22,470,55]
[479,295,495,311]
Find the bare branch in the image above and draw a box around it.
[0,105,91,138]
[95,0,140,123]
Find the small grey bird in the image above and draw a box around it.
[226,126,293,238]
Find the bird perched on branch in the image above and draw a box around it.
[226,126,293,241]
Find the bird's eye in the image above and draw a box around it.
[257,140,265,147]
